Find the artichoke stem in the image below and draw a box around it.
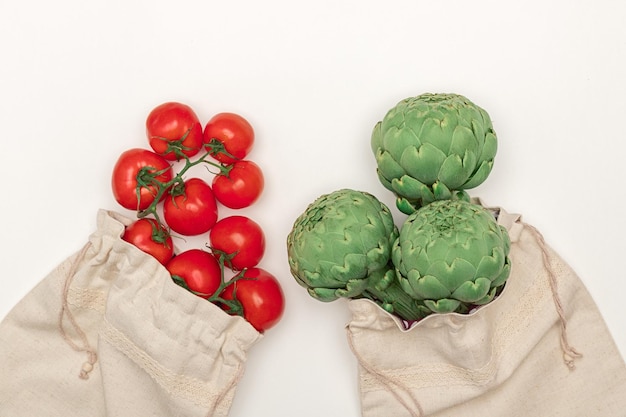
[364,270,425,321]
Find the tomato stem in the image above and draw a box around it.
[135,148,230,224]
[169,247,252,317]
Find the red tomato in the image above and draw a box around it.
[222,268,285,332]
[163,178,218,236]
[111,148,173,211]
[166,249,222,298]
[122,218,174,265]
[209,215,265,270]
[203,112,254,164]
[146,102,203,161]
[212,160,264,209]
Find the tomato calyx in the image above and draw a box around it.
[148,218,172,246]
[133,165,172,211]
[167,180,187,201]
[210,245,240,270]
[170,246,251,316]
[150,126,199,161]
[205,137,239,162]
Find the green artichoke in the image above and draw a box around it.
[371,93,498,214]
[287,189,424,320]
[392,199,511,315]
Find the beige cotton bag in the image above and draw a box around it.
[0,210,262,417]
[346,205,626,417]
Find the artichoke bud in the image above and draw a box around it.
[372,93,498,214]
[287,189,399,303]
[392,199,511,316]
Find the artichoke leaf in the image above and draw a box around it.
[378,301,395,315]
[385,126,421,158]
[400,142,447,184]
[390,175,434,200]
[477,131,498,162]
[376,169,393,191]
[370,122,383,154]
[336,277,371,299]
[451,277,491,303]
[470,118,486,147]
[454,190,471,202]
[418,117,451,153]
[425,258,477,292]
[472,286,499,306]
[499,225,511,253]
[474,247,506,281]
[368,267,397,293]
[301,269,326,287]
[308,287,340,302]
[462,160,493,189]
[405,273,451,300]
[424,298,461,314]
[461,149,478,178]
[490,260,511,288]
[432,181,452,201]
[396,197,419,215]
[449,125,479,156]
[375,150,406,183]
[424,238,451,264]
[327,253,368,281]
[438,154,472,190]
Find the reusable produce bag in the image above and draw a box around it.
[0,210,262,417]
[346,205,626,417]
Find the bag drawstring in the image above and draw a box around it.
[58,241,98,380]
[524,223,582,369]
[346,326,424,417]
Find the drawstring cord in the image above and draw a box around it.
[346,326,424,417]
[523,223,582,369]
[58,241,98,380]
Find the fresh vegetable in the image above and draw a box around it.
[111,102,284,332]
[122,218,173,265]
[209,215,265,270]
[221,268,285,332]
[203,112,254,164]
[286,93,509,322]
[111,148,173,211]
[212,160,264,209]
[287,189,424,320]
[392,199,511,315]
[146,102,203,161]
[166,249,222,298]
[371,93,498,214]
[163,177,219,236]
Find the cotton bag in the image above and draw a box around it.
[346,205,626,416]
[0,210,261,417]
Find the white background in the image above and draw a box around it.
[1,1,625,415]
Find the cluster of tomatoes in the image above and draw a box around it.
[110,102,284,332]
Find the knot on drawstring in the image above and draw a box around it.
[79,351,98,380]
[524,223,583,370]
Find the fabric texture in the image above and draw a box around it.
[0,210,261,417]
[347,205,626,417]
